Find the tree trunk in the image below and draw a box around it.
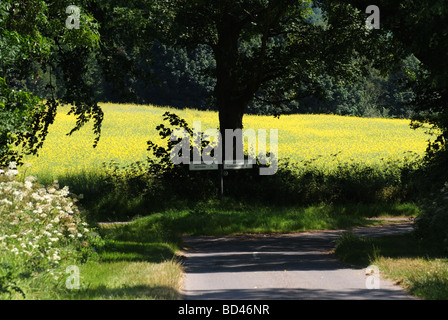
[214,15,252,163]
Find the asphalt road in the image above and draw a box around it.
[181,222,417,300]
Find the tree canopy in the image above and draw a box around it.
[343,0,448,155]
[153,0,401,132]
[1,0,101,165]
[1,0,447,165]
[0,0,154,165]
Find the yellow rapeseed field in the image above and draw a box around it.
[24,103,431,179]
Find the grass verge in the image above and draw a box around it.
[59,221,183,300]
[67,260,183,300]
[334,232,448,300]
[111,200,419,236]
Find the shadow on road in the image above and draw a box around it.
[185,287,413,300]
[181,223,416,300]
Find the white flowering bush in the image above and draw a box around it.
[0,163,101,298]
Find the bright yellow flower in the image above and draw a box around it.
[24,103,432,179]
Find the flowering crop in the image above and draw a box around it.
[0,163,99,298]
[23,103,431,180]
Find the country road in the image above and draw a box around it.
[181,222,417,300]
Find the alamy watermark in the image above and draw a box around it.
[65,265,80,290]
[170,121,278,176]
[365,265,380,289]
[366,5,380,30]
[65,5,80,30]
[65,4,380,30]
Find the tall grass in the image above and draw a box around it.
[334,232,448,300]
[62,221,183,300]
[57,154,421,223]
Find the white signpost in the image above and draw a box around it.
[223,160,253,170]
[189,160,253,171]
[189,160,254,198]
[189,163,219,171]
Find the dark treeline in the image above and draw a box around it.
[17,40,419,119]
[13,7,419,119]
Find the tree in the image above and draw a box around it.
[133,41,216,109]
[0,0,99,165]
[152,0,401,162]
[1,0,54,165]
[1,0,401,166]
[339,1,448,245]
[0,0,155,165]
[342,0,448,154]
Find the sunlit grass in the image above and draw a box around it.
[61,219,184,300]
[334,232,448,300]
[67,260,183,300]
[114,200,419,236]
[376,257,448,300]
